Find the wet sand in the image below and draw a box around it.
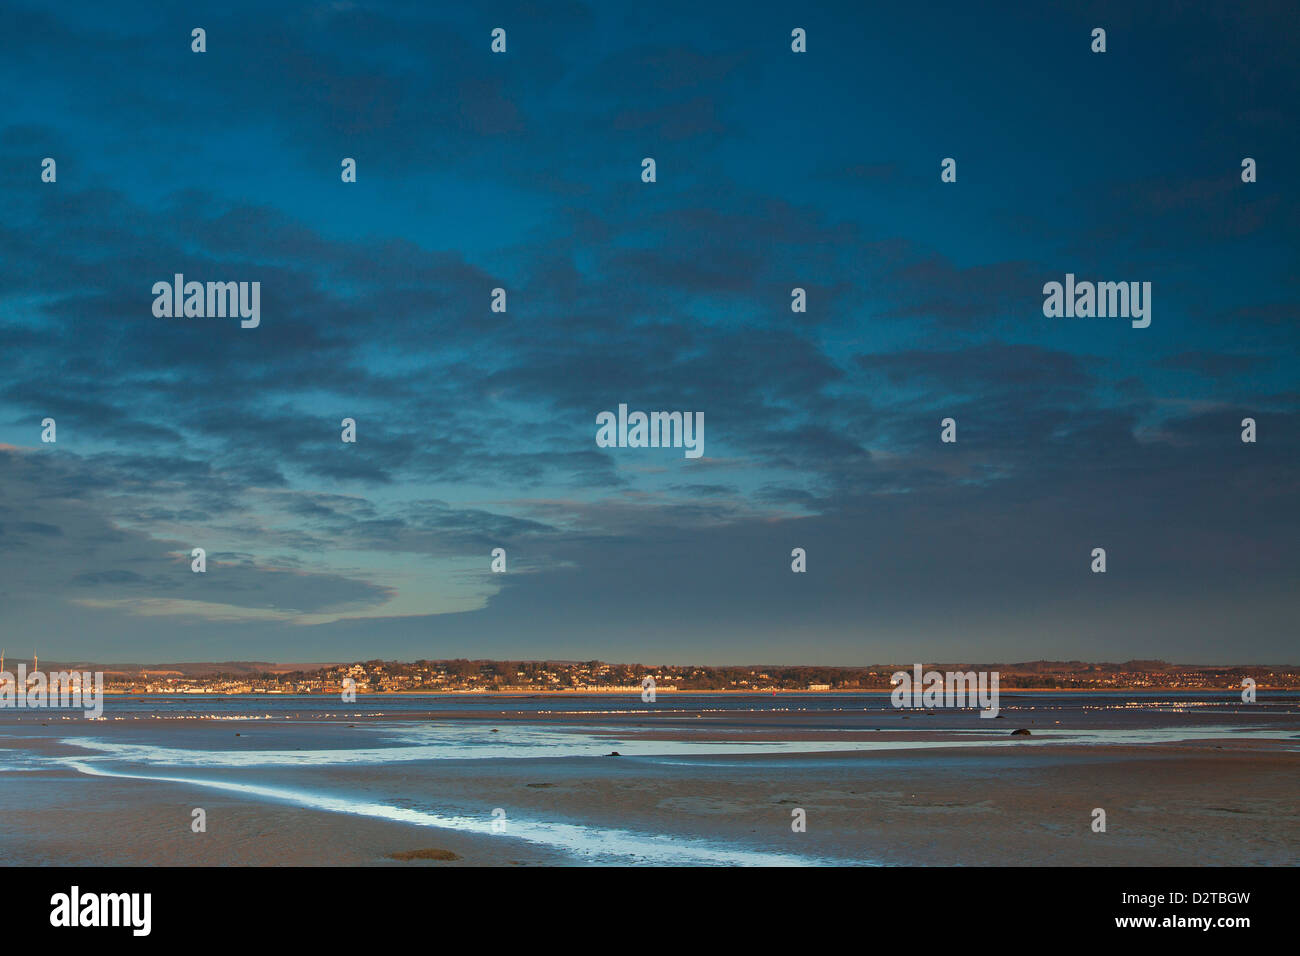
[2,700,1296,866]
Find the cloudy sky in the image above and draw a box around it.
[1,1,1296,664]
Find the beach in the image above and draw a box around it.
[1,693,1296,866]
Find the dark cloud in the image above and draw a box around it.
[0,0,1295,662]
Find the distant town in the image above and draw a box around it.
[7,658,1298,695]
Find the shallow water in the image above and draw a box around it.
[2,692,1297,865]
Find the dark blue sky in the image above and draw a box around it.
[1,1,1296,664]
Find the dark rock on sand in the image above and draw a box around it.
[388,848,461,862]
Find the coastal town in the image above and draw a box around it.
[8,658,1296,695]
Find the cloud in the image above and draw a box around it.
[0,0,1296,663]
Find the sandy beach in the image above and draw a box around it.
[1,693,1296,866]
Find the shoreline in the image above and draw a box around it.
[4,723,1297,867]
[2,692,1297,866]
[82,686,1298,698]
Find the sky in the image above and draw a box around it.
[0,0,1296,665]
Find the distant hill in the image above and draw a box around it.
[9,658,1294,675]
